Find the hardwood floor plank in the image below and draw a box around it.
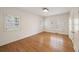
[0,32,75,52]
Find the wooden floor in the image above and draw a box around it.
[0,32,75,52]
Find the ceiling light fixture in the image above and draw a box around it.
[43,8,49,12]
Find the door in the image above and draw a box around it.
[73,10,79,51]
[69,8,79,51]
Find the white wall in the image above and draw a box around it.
[44,13,69,35]
[0,8,43,46]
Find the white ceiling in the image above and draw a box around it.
[19,7,72,16]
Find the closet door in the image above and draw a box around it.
[73,9,79,51]
[69,8,79,51]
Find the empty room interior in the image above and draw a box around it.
[0,7,79,52]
